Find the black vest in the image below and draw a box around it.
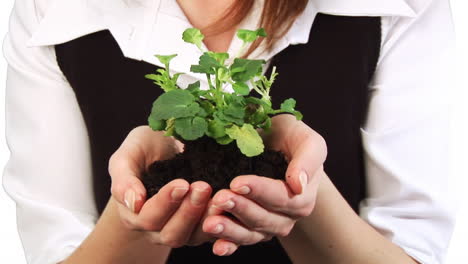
[55,14,381,264]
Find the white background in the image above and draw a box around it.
[0,1,466,263]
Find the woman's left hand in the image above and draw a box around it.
[202,114,328,256]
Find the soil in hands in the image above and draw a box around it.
[142,136,288,197]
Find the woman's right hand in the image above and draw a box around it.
[108,126,221,248]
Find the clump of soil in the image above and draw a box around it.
[142,136,288,197]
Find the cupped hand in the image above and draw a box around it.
[203,114,327,255]
[108,126,217,248]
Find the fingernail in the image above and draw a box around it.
[233,186,250,195]
[124,189,135,213]
[191,188,207,206]
[212,224,224,234]
[226,245,237,255]
[219,247,229,256]
[171,187,189,201]
[220,200,235,210]
[299,171,308,192]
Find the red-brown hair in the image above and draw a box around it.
[203,0,308,57]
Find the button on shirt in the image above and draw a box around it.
[1,0,456,263]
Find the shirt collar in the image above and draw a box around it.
[27,0,421,80]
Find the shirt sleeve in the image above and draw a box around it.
[359,1,456,263]
[1,1,98,263]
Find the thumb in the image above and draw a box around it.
[284,138,325,195]
[108,145,147,214]
[285,159,309,195]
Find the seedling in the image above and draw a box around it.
[145,28,302,157]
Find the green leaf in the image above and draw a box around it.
[187,81,200,92]
[280,98,296,112]
[199,100,215,116]
[293,110,303,120]
[260,117,272,131]
[190,52,221,74]
[145,68,179,92]
[278,99,303,120]
[174,116,208,140]
[217,67,230,82]
[145,73,160,81]
[148,115,165,131]
[197,106,208,117]
[182,28,204,50]
[151,90,199,120]
[225,124,264,157]
[207,51,229,65]
[216,135,234,145]
[190,65,213,74]
[236,28,267,44]
[251,106,268,124]
[155,54,177,68]
[206,119,226,138]
[232,82,250,95]
[172,72,183,83]
[224,103,245,119]
[230,58,265,82]
[214,110,244,126]
[200,52,221,68]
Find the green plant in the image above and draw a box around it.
[145,28,302,157]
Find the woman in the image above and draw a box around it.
[2,0,455,263]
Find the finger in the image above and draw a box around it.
[203,215,268,246]
[159,181,212,248]
[109,126,183,213]
[284,131,327,195]
[212,190,294,236]
[212,239,239,256]
[187,200,223,246]
[134,179,190,230]
[262,115,327,195]
[230,175,315,218]
[109,143,147,213]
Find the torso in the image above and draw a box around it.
[54,11,381,264]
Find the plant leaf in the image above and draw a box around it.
[155,54,177,67]
[236,28,267,44]
[199,100,215,116]
[214,110,244,126]
[232,82,250,95]
[225,124,264,157]
[278,98,303,120]
[206,119,226,138]
[174,116,208,140]
[190,52,222,74]
[187,81,200,92]
[293,110,303,120]
[151,89,199,120]
[148,115,166,131]
[280,98,296,112]
[216,135,234,145]
[230,58,265,82]
[224,103,245,119]
[207,51,229,65]
[182,28,204,50]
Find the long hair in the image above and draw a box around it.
[202,0,309,57]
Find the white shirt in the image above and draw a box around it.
[1,0,456,263]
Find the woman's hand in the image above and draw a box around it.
[203,114,327,255]
[108,126,217,248]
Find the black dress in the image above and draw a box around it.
[54,14,381,264]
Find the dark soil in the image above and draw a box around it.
[142,136,289,197]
